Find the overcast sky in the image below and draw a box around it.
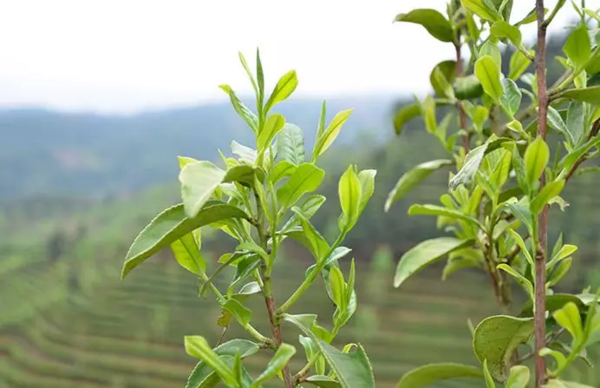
[0,0,580,113]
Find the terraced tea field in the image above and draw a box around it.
[1,248,598,388]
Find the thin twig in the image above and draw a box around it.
[534,2,549,386]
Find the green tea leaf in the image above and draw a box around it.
[223,165,256,186]
[219,84,259,133]
[264,70,298,114]
[231,141,258,164]
[281,194,326,233]
[180,161,227,218]
[408,204,482,228]
[497,264,533,299]
[454,75,484,100]
[509,49,532,80]
[396,363,483,388]
[524,137,549,188]
[313,109,353,160]
[357,169,376,214]
[473,315,534,382]
[186,339,260,388]
[566,101,585,145]
[553,302,583,342]
[184,336,238,386]
[270,161,296,184]
[257,114,286,152]
[338,165,362,233]
[531,180,565,215]
[475,56,503,103]
[385,159,453,211]
[519,294,583,318]
[305,375,341,388]
[283,314,375,388]
[171,232,206,275]
[430,60,457,98]
[277,163,325,209]
[461,0,501,21]
[563,24,591,69]
[557,86,600,105]
[394,237,474,287]
[393,102,421,135]
[505,365,530,388]
[123,203,248,278]
[491,21,522,47]
[289,208,330,262]
[393,9,454,43]
[277,123,305,165]
[547,107,574,144]
[501,78,522,117]
[329,266,346,310]
[251,344,296,387]
[544,380,596,388]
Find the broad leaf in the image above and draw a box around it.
[393,9,454,43]
[171,232,206,275]
[461,0,501,21]
[531,180,565,215]
[524,137,549,188]
[563,24,591,69]
[283,314,375,388]
[505,365,530,388]
[313,109,353,160]
[497,264,533,300]
[122,203,248,278]
[277,123,305,165]
[219,85,259,133]
[430,60,456,98]
[566,101,585,145]
[393,102,421,135]
[251,344,296,387]
[231,141,258,164]
[473,315,534,382]
[289,209,330,261]
[491,21,522,47]
[277,163,325,209]
[184,336,238,386]
[509,49,532,80]
[450,142,488,189]
[553,302,583,342]
[180,161,227,218]
[264,70,298,114]
[519,294,584,318]
[223,298,252,327]
[385,159,453,211]
[501,78,522,118]
[454,75,484,100]
[558,86,600,105]
[270,161,296,184]
[281,194,326,233]
[475,55,503,103]
[338,165,362,232]
[185,339,260,388]
[223,165,256,186]
[357,169,377,214]
[394,237,474,287]
[396,363,483,388]
[306,375,341,388]
[547,107,574,144]
[257,114,286,152]
[408,204,482,227]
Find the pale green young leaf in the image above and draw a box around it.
[251,344,296,388]
[329,266,346,310]
[171,233,206,275]
[276,123,305,166]
[385,159,453,211]
[180,161,227,218]
[563,23,591,69]
[524,137,550,188]
[393,9,454,43]
[480,40,502,69]
[547,107,575,144]
[547,257,572,287]
[281,194,326,233]
[393,102,421,135]
[490,21,522,47]
[548,244,578,269]
[357,169,376,214]
[507,229,534,267]
[473,315,534,382]
[185,339,260,388]
[179,156,199,169]
[489,149,512,189]
[430,60,456,98]
[317,100,327,139]
[264,70,298,114]
[475,56,503,103]
[305,375,341,388]
[283,314,375,388]
[539,348,568,374]
[505,365,530,388]
[219,85,259,133]
[395,363,483,388]
[419,95,437,134]
[223,298,252,327]
[223,165,256,186]
[501,78,522,118]
[338,165,362,233]
[483,360,495,388]
[561,137,600,172]
[509,49,532,80]
[566,101,585,145]
[313,109,353,160]
[497,264,534,300]
[289,208,330,262]
[277,163,325,209]
[184,336,238,386]
[394,237,474,287]
[270,161,296,184]
[238,52,258,96]
[408,204,482,228]
[461,0,501,21]
[553,302,583,342]
[257,114,286,152]
[531,180,565,215]
[450,143,487,189]
[231,141,258,165]
[122,203,248,278]
[557,86,600,105]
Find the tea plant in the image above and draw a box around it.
[121,51,378,387]
[388,0,600,387]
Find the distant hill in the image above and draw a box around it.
[0,95,396,199]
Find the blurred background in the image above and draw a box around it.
[0,1,598,387]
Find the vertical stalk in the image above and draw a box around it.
[535,1,548,386]
[255,193,294,388]
[454,31,470,152]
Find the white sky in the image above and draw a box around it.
[0,0,581,113]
